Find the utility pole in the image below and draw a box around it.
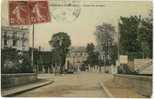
[31,24,37,74]
[117,19,120,71]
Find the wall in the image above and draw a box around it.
[127,61,134,71]
[1,73,37,89]
[134,59,152,70]
[113,74,152,97]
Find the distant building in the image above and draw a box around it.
[1,26,29,51]
[65,46,88,69]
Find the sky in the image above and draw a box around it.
[1,0,152,51]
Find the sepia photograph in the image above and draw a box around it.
[1,0,153,98]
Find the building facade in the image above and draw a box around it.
[65,47,88,70]
[1,26,29,51]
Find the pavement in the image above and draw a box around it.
[1,74,54,97]
[100,79,146,98]
[13,72,113,97]
[3,72,143,98]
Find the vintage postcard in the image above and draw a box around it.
[1,0,153,98]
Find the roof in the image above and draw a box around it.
[70,46,86,52]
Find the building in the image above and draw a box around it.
[65,46,88,70]
[1,26,29,51]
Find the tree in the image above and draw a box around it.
[16,51,33,73]
[95,23,115,67]
[138,12,152,58]
[86,43,99,67]
[49,32,71,73]
[119,16,142,59]
[119,14,152,59]
[2,47,33,74]
[1,48,18,73]
[111,45,118,65]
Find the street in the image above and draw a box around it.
[15,72,113,97]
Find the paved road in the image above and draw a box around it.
[15,72,113,97]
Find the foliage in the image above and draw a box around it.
[117,64,138,74]
[51,49,61,66]
[49,32,71,73]
[95,23,116,66]
[15,52,33,73]
[119,16,142,56]
[110,45,118,65]
[2,47,33,74]
[85,43,99,67]
[1,48,18,73]
[119,14,152,59]
[127,52,143,61]
[138,17,152,58]
[86,43,95,54]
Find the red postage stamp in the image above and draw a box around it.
[9,1,30,25]
[9,0,50,25]
[29,1,51,24]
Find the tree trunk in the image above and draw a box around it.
[99,65,101,72]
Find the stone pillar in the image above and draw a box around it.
[77,65,80,72]
[88,65,90,72]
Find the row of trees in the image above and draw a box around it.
[2,32,71,74]
[3,12,151,74]
[84,22,117,71]
[88,11,152,70]
[119,12,152,60]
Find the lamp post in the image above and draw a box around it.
[31,24,37,74]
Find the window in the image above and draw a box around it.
[13,32,17,36]
[4,40,7,46]
[22,33,25,39]
[22,41,25,47]
[13,32,17,39]
[13,40,17,46]
[4,32,7,38]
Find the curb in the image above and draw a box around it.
[2,80,54,97]
[99,81,113,97]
